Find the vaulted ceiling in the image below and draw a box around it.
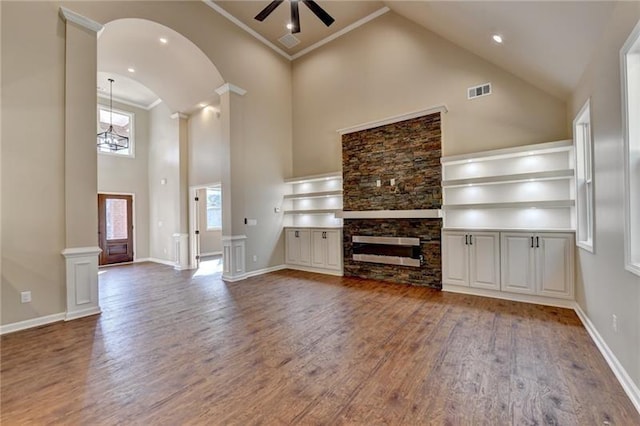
[209,0,616,99]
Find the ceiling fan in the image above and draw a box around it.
[254,0,335,34]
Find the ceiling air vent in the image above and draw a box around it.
[467,83,492,100]
[278,33,301,49]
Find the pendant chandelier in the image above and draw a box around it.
[97,78,129,151]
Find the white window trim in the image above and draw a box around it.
[574,99,595,253]
[97,105,136,159]
[621,19,640,277]
[206,186,222,231]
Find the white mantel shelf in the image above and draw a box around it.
[336,209,442,219]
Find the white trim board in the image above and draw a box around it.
[0,313,66,335]
[203,1,389,61]
[222,264,287,282]
[337,105,448,135]
[285,265,344,277]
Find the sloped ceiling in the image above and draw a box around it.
[209,1,616,100]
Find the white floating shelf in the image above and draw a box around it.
[443,227,576,233]
[284,190,343,200]
[442,169,574,187]
[337,209,443,219]
[440,139,572,165]
[284,209,341,215]
[284,172,342,184]
[443,200,575,210]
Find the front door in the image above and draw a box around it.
[98,194,134,265]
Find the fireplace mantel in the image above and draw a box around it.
[336,209,442,219]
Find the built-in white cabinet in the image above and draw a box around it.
[311,229,342,271]
[286,227,342,275]
[442,231,500,290]
[501,232,575,300]
[441,140,576,231]
[285,228,311,266]
[443,230,575,303]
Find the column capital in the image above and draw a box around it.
[215,83,247,96]
[170,112,189,120]
[59,7,103,33]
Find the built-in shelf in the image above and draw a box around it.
[283,190,343,200]
[442,169,574,187]
[443,227,576,233]
[337,209,442,219]
[443,200,575,210]
[284,209,341,215]
[441,140,576,230]
[284,172,342,184]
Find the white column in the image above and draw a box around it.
[222,235,247,281]
[59,7,103,320]
[173,233,190,270]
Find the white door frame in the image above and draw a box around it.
[189,182,222,268]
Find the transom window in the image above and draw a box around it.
[97,105,135,157]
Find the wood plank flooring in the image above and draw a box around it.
[1,262,638,425]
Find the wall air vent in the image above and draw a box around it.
[278,33,301,49]
[467,83,492,100]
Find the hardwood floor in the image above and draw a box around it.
[1,263,638,425]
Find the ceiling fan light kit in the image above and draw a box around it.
[255,0,335,34]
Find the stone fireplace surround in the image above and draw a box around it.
[341,112,442,289]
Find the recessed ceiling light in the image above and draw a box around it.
[127,67,135,73]
[286,22,294,30]
[492,34,503,44]
[159,37,168,44]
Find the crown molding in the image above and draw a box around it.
[215,83,247,96]
[337,105,448,135]
[59,7,103,33]
[170,112,189,120]
[203,0,291,60]
[203,2,390,61]
[147,98,163,110]
[291,7,390,60]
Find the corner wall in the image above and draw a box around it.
[569,1,640,394]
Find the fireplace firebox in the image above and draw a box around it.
[352,236,422,267]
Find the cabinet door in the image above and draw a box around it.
[501,232,535,294]
[298,229,311,266]
[469,232,500,290]
[536,233,574,299]
[442,231,469,286]
[311,230,326,268]
[285,229,301,265]
[325,230,342,271]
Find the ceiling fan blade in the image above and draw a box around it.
[302,0,335,27]
[291,0,301,33]
[255,0,284,22]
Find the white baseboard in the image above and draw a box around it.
[222,264,287,282]
[200,251,222,257]
[442,284,576,309]
[146,257,177,267]
[574,305,640,414]
[65,306,101,321]
[285,264,344,277]
[0,312,66,335]
[134,257,152,263]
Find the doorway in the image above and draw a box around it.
[98,194,134,265]
[190,184,223,270]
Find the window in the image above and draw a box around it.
[97,105,135,157]
[574,99,594,252]
[622,20,640,276]
[206,187,222,230]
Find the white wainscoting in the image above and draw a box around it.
[61,246,102,320]
[173,233,190,270]
[222,235,246,281]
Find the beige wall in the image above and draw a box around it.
[1,1,292,325]
[148,102,179,262]
[570,2,640,390]
[1,1,66,324]
[291,12,568,176]
[97,98,150,260]
[189,106,223,187]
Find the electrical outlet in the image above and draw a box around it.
[390,178,396,186]
[612,314,618,333]
[376,179,381,187]
[21,291,31,303]
[253,255,258,262]
[274,207,281,213]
